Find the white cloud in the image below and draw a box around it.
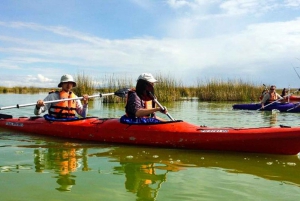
[165,0,300,25]
[167,0,215,9]
[37,74,53,83]
[0,61,21,70]
[167,0,300,15]
[129,0,154,9]
[219,0,279,16]
[284,0,300,7]
[21,74,54,86]
[1,12,300,87]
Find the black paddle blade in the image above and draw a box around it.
[0,113,13,119]
[114,88,130,98]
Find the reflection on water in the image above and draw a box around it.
[118,163,166,200]
[18,140,300,200]
[32,142,170,199]
[260,111,278,126]
[1,132,300,200]
[33,143,90,191]
[2,94,300,200]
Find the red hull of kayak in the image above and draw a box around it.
[1,116,300,155]
[287,95,300,101]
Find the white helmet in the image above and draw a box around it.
[58,74,76,87]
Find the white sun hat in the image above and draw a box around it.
[58,74,77,87]
[137,73,158,83]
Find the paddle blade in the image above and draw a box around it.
[0,113,13,119]
[114,88,130,98]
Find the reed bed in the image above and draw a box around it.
[152,74,182,102]
[196,78,263,101]
[96,74,133,103]
[72,73,95,97]
[95,73,186,102]
[0,73,289,102]
[0,86,51,94]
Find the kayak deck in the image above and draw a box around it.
[232,102,300,112]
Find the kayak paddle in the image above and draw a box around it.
[0,113,13,119]
[0,88,129,110]
[148,91,175,121]
[257,88,300,111]
[287,102,300,112]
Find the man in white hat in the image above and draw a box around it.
[34,74,89,118]
[123,73,168,123]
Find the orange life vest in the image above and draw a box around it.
[144,100,154,109]
[49,91,76,118]
[125,90,155,118]
[268,92,278,102]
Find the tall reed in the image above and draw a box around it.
[0,73,291,102]
[96,74,133,103]
[0,86,48,94]
[196,78,264,101]
[153,74,182,102]
[72,73,96,97]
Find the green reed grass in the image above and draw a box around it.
[0,73,291,102]
[72,73,95,98]
[196,78,266,101]
[153,73,182,102]
[96,73,186,103]
[96,74,133,103]
[0,86,51,94]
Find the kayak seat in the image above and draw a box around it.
[44,114,79,121]
[279,125,291,128]
[120,115,182,124]
[120,115,161,124]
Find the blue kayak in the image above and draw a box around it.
[232,102,300,112]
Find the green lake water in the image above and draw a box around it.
[1,93,300,201]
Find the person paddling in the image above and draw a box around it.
[259,89,269,101]
[261,85,282,109]
[34,74,89,118]
[281,88,288,97]
[121,73,168,123]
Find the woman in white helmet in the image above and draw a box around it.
[121,73,168,123]
[34,74,89,119]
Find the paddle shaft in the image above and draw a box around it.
[293,67,300,80]
[148,92,175,121]
[289,67,300,111]
[258,89,300,111]
[0,93,114,110]
[152,99,175,121]
[286,103,300,112]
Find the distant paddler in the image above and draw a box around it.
[261,85,283,109]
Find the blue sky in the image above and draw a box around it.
[1,0,300,88]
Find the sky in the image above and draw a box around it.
[1,0,300,88]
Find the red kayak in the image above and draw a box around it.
[259,95,300,102]
[1,114,300,155]
[288,95,300,101]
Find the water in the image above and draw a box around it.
[1,93,300,201]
